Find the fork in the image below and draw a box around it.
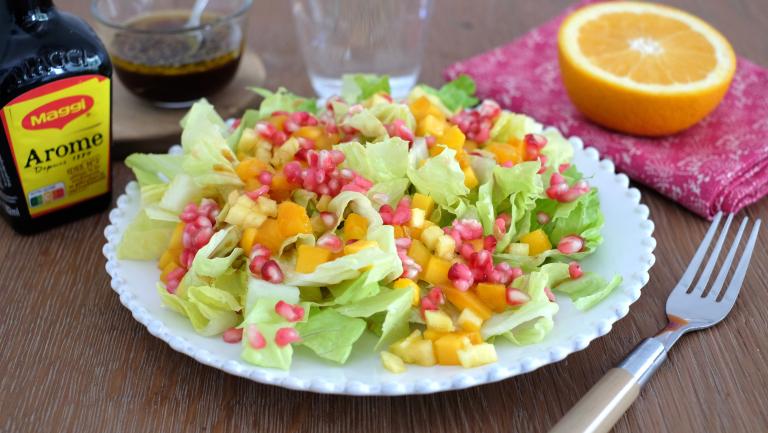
[550,212,762,433]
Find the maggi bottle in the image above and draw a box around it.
[0,0,112,234]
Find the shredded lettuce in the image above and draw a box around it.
[125,153,183,186]
[555,273,623,310]
[117,211,177,260]
[250,87,317,117]
[337,137,410,184]
[295,308,367,363]
[407,146,469,209]
[417,75,478,112]
[334,287,413,348]
[489,112,543,143]
[341,74,391,103]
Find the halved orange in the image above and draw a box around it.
[558,2,736,136]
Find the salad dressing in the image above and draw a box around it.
[0,0,112,234]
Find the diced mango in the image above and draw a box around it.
[422,329,446,341]
[457,308,484,332]
[469,239,484,252]
[462,331,483,344]
[343,213,369,241]
[429,145,446,157]
[443,287,493,320]
[424,310,455,333]
[457,343,498,368]
[412,193,435,218]
[424,330,481,344]
[463,166,479,189]
[509,137,526,160]
[158,249,177,270]
[240,227,258,255]
[236,157,270,182]
[393,225,407,238]
[422,255,452,286]
[276,201,312,238]
[519,229,552,256]
[408,239,431,271]
[343,240,378,256]
[393,278,420,306]
[464,140,478,151]
[293,125,323,141]
[296,244,333,273]
[380,351,406,373]
[409,96,445,121]
[160,261,181,283]
[270,171,294,201]
[439,125,466,150]
[485,142,522,165]
[253,218,285,254]
[435,334,472,365]
[168,222,185,251]
[475,283,508,313]
[455,149,471,169]
[417,114,447,137]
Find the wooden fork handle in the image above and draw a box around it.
[549,368,640,433]
[550,338,667,433]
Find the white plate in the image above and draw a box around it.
[103,136,656,395]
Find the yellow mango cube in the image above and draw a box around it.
[239,227,258,255]
[158,248,177,270]
[168,222,185,251]
[475,283,508,313]
[443,287,493,320]
[457,308,484,332]
[412,193,435,218]
[253,218,285,254]
[407,239,431,271]
[435,334,472,366]
[439,125,466,150]
[343,240,378,256]
[422,329,446,341]
[417,114,447,137]
[422,256,453,286]
[424,310,455,333]
[485,142,522,165]
[159,261,181,283]
[393,278,420,306]
[343,213,369,241]
[463,166,479,189]
[296,244,333,273]
[276,201,312,238]
[409,96,445,121]
[519,229,552,256]
[393,225,408,238]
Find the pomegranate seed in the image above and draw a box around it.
[557,235,584,254]
[569,261,584,279]
[195,215,212,228]
[275,300,305,322]
[271,131,287,146]
[448,263,474,291]
[395,237,412,249]
[179,249,194,269]
[558,163,571,173]
[245,185,270,200]
[261,260,285,283]
[427,287,445,305]
[180,210,197,223]
[478,99,501,118]
[452,219,483,240]
[506,287,530,306]
[166,278,181,294]
[193,227,214,249]
[166,267,185,285]
[486,269,503,284]
[483,235,497,251]
[283,162,303,183]
[510,267,524,282]
[501,161,514,168]
[544,287,557,302]
[246,324,266,349]
[550,172,566,185]
[319,212,337,229]
[275,327,301,346]
[524,133,547,149]
[459,243,475,260]
[546,183,569,200]
[537,155,548,174]
[249,256,268,275]
[391,205,411,226]
[537,212,551,225]
[493,262,514,285]
[317,233,343,252]
[255,122,277,138]
[425,136,437,147]
[249,244,272,260]
[470,250,493,270]
[258,170,273,185]
[222,327,243,343]
[379,204,394,225]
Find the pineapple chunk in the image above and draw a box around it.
[407,339,437,366]
[409,208,426,229]
[271,136,300,166]
[256,196,277,217]
[457,343,498,368]
[417,114,447,137]
[424,310,455,333]
[393,278,420,306]
[389,330,423,363]
[343,240,378,256]
[457,308,484,332]
[434,234,456,260]
[421,225,444,250]
[506,242,530,256]
[380,351,406,374]
[435,334,472,365]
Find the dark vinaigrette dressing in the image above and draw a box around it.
[111,11,243,103]
[0,0,113,234]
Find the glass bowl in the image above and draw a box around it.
[91,0,253,108]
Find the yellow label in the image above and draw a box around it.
[0,75,110,217]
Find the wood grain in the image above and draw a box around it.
[2,1,767,432]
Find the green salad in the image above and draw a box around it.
[118,74,621,372]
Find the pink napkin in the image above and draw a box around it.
[444,1,768,219]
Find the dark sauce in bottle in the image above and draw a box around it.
[0,0,113,234]
[110,11,243,105]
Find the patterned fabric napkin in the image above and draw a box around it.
[444,1,768,219]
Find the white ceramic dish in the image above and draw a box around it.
[103,136,655,395]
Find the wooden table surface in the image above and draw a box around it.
[2,1,767,432]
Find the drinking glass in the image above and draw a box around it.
[291,0,433,100]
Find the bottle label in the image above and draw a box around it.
[0,75,110,218]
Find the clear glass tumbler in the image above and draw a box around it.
[291,0,433,100]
